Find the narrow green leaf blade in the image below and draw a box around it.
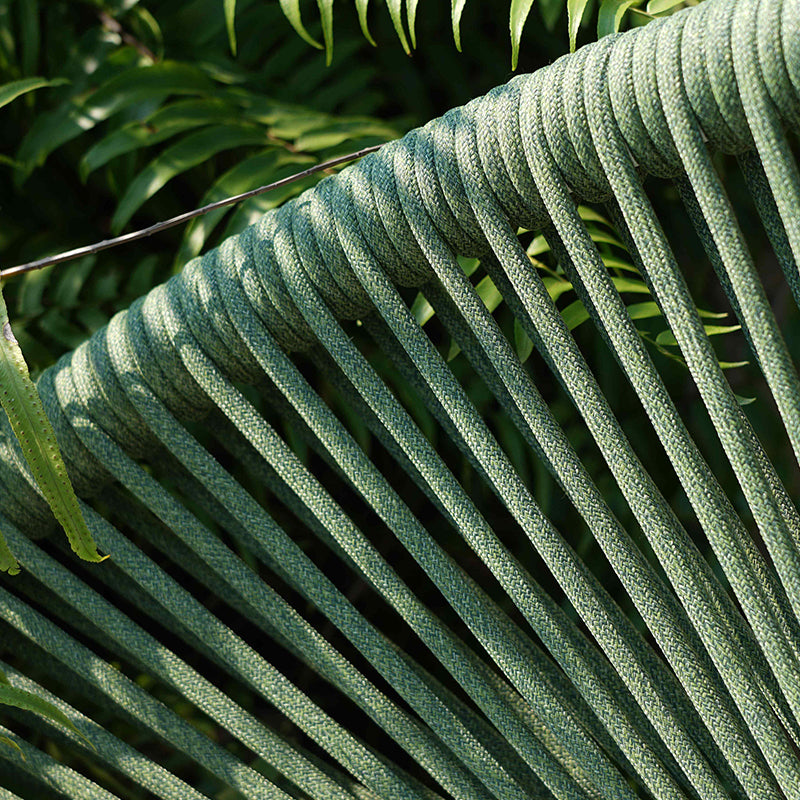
[475,275,503,314]
[600,256,640,273]
[411,292,435,327]
[408,0,420,49]
[0,77,66,110]
[224,0,237,55]
[0,287,105,564]
[279,0,324,48]
[458,256,481,277]
[625,300,662,320]
[610,276,651,294]
[451,0,467,51]
[527,234,550,256]
[598,0,639,37]
[719,360,749,370]
[655,323,740,347]
[387,0,411,54]
[509,0,535,70]
[317,0,335,65]
[561,298,591,330]
[0,682,89,745]
[355,0,378,46]
[567,0,591,52]
[542,276,573,301]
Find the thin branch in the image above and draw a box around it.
[1,144,384,281]
[99,11,158,62]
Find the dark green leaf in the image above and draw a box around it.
[585,226,626,249]
[79,98,237,180]
[17,62,212,172]
[610,276,651,294]
[577,205,612,224]
[52,257,96,309]
[539,0,563,31]
[719,360,749,370]
[130,5,165,61]
[475,275,503,313]
[625,300,661,320]
[111,124,268,233]
[542,276,573,301]
[0,77,67,110]
[458,256,481,277]
[19,0,39,76]
[527,234,550,256]
[600,256,639,273]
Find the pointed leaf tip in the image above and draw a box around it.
[355,0,378,46]
[224,0,237,55]
[278,0,323,49]
[567,0,591,52]
[509,0,535,70]
[451,0,467,51]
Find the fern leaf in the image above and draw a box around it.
[0,670,91,747]
[279,0,324,49]
[451,0,467,51]
[0,285,106,565]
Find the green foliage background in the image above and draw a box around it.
[1,0,798,797]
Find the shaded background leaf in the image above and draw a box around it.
[0,76,66,110]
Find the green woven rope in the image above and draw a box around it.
[1,0,799,797]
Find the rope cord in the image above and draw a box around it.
[1,0,799,797]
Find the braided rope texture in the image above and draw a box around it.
[1,0,799,796]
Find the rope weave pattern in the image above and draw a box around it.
[1,0,799,797]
